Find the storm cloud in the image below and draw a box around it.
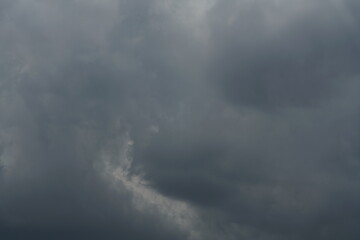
[0,0,359,239]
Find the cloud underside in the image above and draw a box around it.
[0,0,359,239]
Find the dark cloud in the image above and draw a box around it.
[131,1,360,239]
[0,1,193,239]
[208,0,360,109]
[0,0,359,240]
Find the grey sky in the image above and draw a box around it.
[0,0,359,239]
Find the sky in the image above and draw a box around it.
[0,0,359,239]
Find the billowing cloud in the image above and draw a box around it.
[0,0,359,239]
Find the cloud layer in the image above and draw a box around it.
[0,0,359,239]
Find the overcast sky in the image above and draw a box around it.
[0,0,359,239]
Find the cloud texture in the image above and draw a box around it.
[0,0,359,239]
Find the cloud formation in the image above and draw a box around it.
[0,0,359,239]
